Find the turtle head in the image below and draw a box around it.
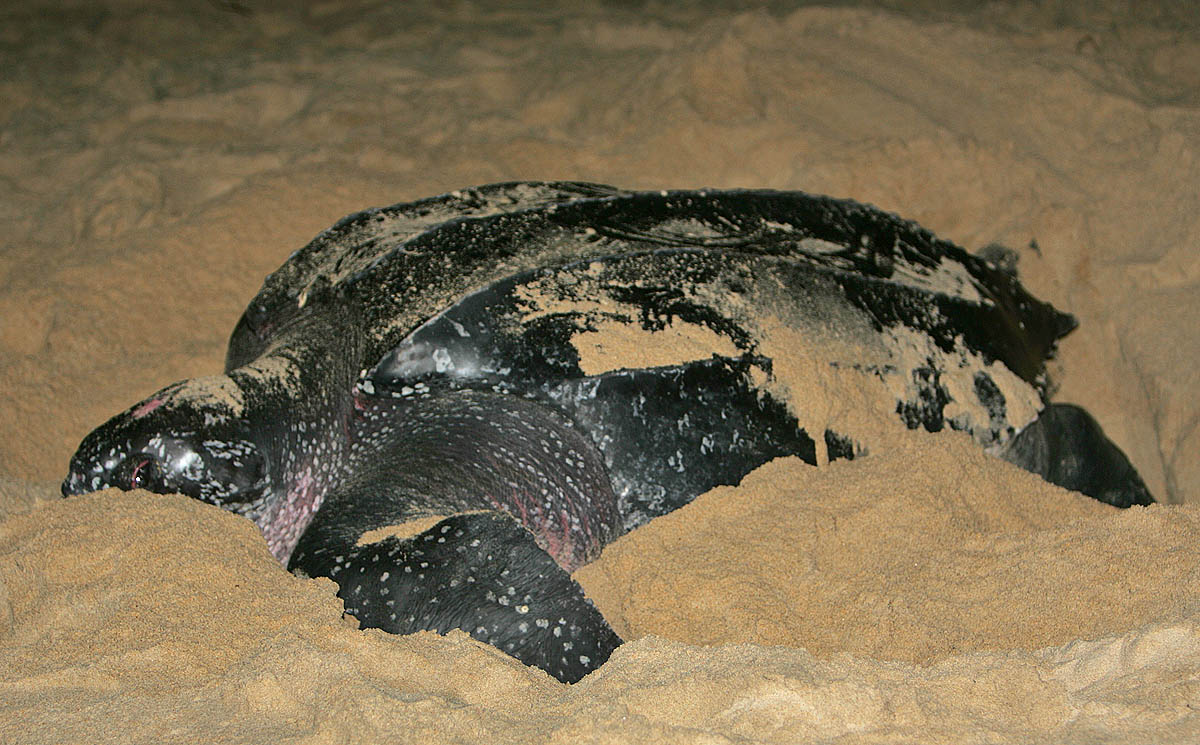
[62,382,275,519]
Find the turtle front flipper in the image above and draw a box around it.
[289,511,621,684]
[998,403,1154,507]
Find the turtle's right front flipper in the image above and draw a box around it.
[289,511,621,684]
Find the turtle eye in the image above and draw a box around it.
[126,456,162,491]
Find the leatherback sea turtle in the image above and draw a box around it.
[62,182,1153,683]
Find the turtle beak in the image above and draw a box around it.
[61,428,128,498]
[61,470,88,497]
[60,394,186,499]
[62,429,118,497]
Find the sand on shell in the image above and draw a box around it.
[2,1,1199,742]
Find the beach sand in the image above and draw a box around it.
[2,2,1198,742]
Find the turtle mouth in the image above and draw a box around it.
[62,465,101,497]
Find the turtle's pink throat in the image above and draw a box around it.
[260,467,324,564]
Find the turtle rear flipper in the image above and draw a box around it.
[999,403,1154,507]
[290,511,621,684]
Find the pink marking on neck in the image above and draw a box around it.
[132,397,165,418]
[261,469,324,565]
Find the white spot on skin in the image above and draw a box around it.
[432,347,452,373]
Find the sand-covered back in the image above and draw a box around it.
[2,1,1198,742]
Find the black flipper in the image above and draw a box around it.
[291,511,621,684]
[549,360,817,529]
[999,403,1155,507]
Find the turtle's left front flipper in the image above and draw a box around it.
[289,511,621,684]
[998,403,1155,508]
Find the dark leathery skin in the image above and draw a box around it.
[294,511,623,683]
[317,388,621,573]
